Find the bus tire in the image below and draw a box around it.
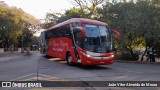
[67,53,73,65]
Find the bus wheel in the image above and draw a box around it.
[67,53,73,65]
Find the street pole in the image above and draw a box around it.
[21,36,24,53]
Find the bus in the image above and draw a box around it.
[40,18,120,65]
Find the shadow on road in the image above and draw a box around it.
[42,56,111,70]
[74,65,111,70]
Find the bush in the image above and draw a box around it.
[115,51,139,61]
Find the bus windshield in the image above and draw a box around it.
[84,24,112,53]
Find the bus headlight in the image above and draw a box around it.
[111,55,114,57]
[81,51,91,57]
[86,54,91,57]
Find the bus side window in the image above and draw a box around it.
[64,24,72,38]
[56,28,61,38]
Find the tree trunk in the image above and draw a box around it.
[128,45,134,57]
[21,48,24,53]
[26,47,31,55]
[10,44,14,52]
[140,46,147,61]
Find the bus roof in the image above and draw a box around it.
[45,18,108,32]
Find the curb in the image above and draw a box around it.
[0,52,10,57]
[0,51,25,57]
[115,60,160,64]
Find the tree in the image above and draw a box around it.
[41,11,61,29]
[0,2,21,49]
[99,0,160,60]
[69,0,107,19]
[0,1,40,52]
[57,7,82,23]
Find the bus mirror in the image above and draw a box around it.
[111,30,120,40]
[73,27,85,37]
[73,27,82,32]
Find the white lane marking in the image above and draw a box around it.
[10,73,37,81]
[10,73,66,81]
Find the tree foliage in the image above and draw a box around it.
[41,12,61,29]
[70,0,106,18]
[42,0,107,27]
[57,0,107,21]
[0,1,39,49]
[99,0,160,60]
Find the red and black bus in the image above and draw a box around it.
[40,18,120,65]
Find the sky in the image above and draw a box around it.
[3,0,73,19]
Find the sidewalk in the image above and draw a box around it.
[0,51,24,62]
[0,51,22,57]
[115,55,160,64]
[115,60,160,64]
[0,51,10,57]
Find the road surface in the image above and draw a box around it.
[0,51,160,90]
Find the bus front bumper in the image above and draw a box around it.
[80,54,114,65]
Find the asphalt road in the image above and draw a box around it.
[0,51,160,90]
